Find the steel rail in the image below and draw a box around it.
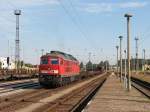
[131,77,150,99]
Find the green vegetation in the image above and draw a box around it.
[21,61,24,68]
[24,63,35,68]
[86,61,93,71]
[86,60,110,71]
[80,62,84,69]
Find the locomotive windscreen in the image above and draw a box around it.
[41,58,48,64]
[51,59,59,64]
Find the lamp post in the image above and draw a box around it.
[119,36,123,82]
[124,13,132,91]
[135,37,139,73]
[116,46,119,77]
[124,50,127,88]
[14,10,21,71]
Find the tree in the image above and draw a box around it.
[86,61,93,71]
[80,62,84,69]
[99,61,104,67]
[97,61,104,71]
[24,63,34,68]
[104,60,110,70]
[21,61,24,68]
[92,64,98,71]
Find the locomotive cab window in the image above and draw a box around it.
[51,59,59,64]
[41,58,48,64]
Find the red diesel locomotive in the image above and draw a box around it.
[39,51,80,86]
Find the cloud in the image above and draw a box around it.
[83,3,113,13]
[81,2,148,13]
[0,0,59,46]
[0,0,59,28]
[1,0,59,9]
[119,2,148,8]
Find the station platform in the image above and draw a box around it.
[84,73,150,112]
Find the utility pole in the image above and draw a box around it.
[135,37,139,73]
[14,10,21,71]
[124,13,132,91]
[119,36,123,82]
[124,50,127,88]
[116,46,119,77]
[143,49,145,75]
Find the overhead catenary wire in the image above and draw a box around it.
[67,0,99,50]
[138,25,150,47]
[0,0,16,26]
[6,0,17,9]
[57,0,97,50]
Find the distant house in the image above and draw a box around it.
[0,57,15,69]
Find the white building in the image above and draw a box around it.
[0,57,15,69]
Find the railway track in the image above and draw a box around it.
[0,83,64,112]
[0,73,108,112]
[0,82,39,94]
[0,79,39,97]
[0,78,37,87]
[31,73,108,112]
[131,77,150,98]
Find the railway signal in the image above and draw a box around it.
[124,13,132,91]
[7,57,10,65]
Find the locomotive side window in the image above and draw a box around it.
[51,59,59,64]
[41,58,48,64]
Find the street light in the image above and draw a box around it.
[124,13,132,91]
[124,50,127,88]
[135,37,139,73]
[116,46,119,78]
[14,10,21,71]
[119,36,123,82]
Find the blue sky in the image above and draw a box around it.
[0,0,150,65]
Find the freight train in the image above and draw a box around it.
[39,51,80,87]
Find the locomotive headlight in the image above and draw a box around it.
[54,70,58,74]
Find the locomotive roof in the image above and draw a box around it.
[45,51,78,61]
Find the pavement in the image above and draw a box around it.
[84,72,150,112]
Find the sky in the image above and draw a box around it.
[0,0,150,65]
